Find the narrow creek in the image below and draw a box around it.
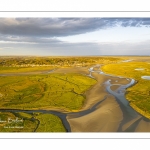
[99,65,150,131]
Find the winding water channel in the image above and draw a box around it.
[0,65,150,132]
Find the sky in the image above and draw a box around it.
[0,18,150,56]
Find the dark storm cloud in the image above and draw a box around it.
[0,18,150,38]
[0,18,107,37]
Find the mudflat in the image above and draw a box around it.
[66,71,127,132]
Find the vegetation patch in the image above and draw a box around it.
[0,66,55,73]
[0,73,96,111]
[0,112,37,132]
[0,111,66,132]
[36,113,66,132]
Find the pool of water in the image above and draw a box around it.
[141,76,150,80]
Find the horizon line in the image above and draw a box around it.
[0,55,150,57]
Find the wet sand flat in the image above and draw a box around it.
[60,68,132,132]
[67,95,123,132]
[135,119,150,132]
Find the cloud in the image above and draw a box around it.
[0,18,150,56]
[0,18,150,38]
[1,38,150,56]
[0,18,104,37]
[0,35,63,44]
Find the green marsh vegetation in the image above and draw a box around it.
[102,61,150,119]
[16,112,66,132]
[36,113,66,132]
[0,66,55,73]
[0,73,96,111]
[0,112,66,132]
